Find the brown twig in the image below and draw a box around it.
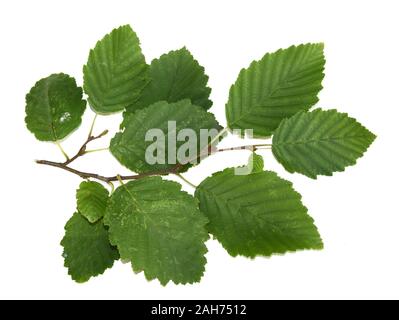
[63,129,109,165]
[36,143,271,184]
[36,159,180,183]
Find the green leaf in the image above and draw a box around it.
[111,99,222,173]
[61,212,119,283]
[125,47,212,114]
[248,152,264,173]
[83,25,149,114]
[238,152,265,175]
[25,74,86,141]
[226,43,325,137]
[76,181,109,223]
[104,177,209,285]
[272,109,376,179]
[195,168,323,258]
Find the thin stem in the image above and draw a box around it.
[216,143,272,153]
[209,127,228,147]
[107,181,115,193]
[254,146,272,150]
[88,114,98,138]
[36,159,111,182]
[64,129,108,165]
[85,147,109,154]
[183,127,229,165]
[175,173,197,188]
[35,159,179,183]
[36,142,272,184]
[116,174,124,185]
[55,140,70,161]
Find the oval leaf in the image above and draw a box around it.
[195,168,323,257]
[61,212,119,283]
[76,181,109,223]
[111,99,222,173]
[25,74,86,141]
[104,177,209,285]
[226,43,325,137]
[125,47,212,114]
[83,25,149,114]
[272,109,376,178]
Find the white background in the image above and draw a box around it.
[0,0,398,300]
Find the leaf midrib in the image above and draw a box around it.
[228,54,322,128]
[44,78,58,141]
[164,52,182,101]
[274,134,372,147]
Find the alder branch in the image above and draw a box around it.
[36,143,271,183]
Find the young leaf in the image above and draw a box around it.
[249,152,264,173]
[272,109,376,179]
[195,167,323,258]
[61,212,119,283]
[226,43,325,137]
[25,74,86,141]
[104,177,209,285]
[76,181,109,223]
[125,47,212,114]
[111,99,222,173]
[83,25,149,114]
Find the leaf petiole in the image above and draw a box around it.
[85,147,109,154]
[107,181,115,194]
[176,173,197,188]
[88,114,98,138]
[55,140,70,161]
